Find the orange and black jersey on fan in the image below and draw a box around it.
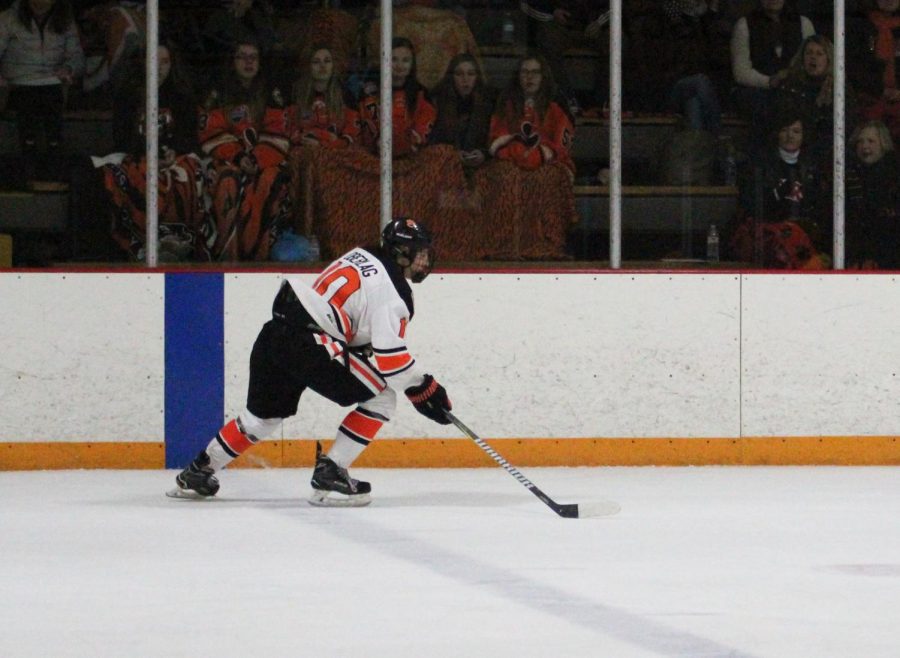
[199,86,291,169]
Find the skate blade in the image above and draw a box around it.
[308,489,371,508]
[165,487,215,500]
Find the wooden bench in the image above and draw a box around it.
[0,110,114,157]
[573,185,739,259]
[572,115,748,167]
[0,184,71,264]
[0,184,70,233]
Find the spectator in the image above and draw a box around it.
[97,41,210,262]
[665,1,728,135]
[737,107,830,266]
[478,54,577,260]
[277,5,360,93]
[202,0,279,61]
[520,0,609,115]
[730,0,815,149]
[846,1,884,104]
[0,0,85,181]
[489,54,574,175]
[78,1,145,98]
[288,44,361,244]
[845,120,900,268]
[290,45,360,150]
[366,2,479,91]
[628,1,726,132]
[858,0,900,141]
[778,34,851,162]
[199,39,292,261]
[358,36,437,157]
[429,53,495,170]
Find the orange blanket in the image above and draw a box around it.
[290,146,577,262]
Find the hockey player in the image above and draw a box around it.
[169,218,452,506]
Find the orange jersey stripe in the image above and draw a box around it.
[349,355,385,392]
[334,304,353,341]
[314,333,344,358]
[375,351,412,374]
[312,260,343,288]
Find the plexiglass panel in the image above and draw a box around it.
[5,1,890,270]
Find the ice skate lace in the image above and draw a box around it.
[316,457,358,493]
[337,465,359,493]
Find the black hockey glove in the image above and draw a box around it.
[405,375,452,425]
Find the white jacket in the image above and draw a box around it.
[0,2,84,86]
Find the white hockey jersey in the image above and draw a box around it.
[284,247,426,392]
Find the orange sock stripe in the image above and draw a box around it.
[341,410,384,442]
[219,419,256,455]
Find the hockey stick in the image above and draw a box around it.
[445,411,579,519]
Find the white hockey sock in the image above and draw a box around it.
[327,433,368,469]
[204,412,282,472]
[205,437,234,472]
[328,407,387,468]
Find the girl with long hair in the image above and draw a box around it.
[290,45,359,148]
[288,45,360,246]
[488,54,574,174]
[101,41,211,261]
[473,54,577,260]
[358,37,436,156]
[199,39,292,261]
[430,53,495,169]
[778,34,852,160]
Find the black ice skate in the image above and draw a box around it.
[309,442,371,507]
[166,451,220,499]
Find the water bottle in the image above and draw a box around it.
[307,236,320,262]
[501,12,515,45]
[706,224,720,263]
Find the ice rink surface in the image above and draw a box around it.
[1,466,898,658]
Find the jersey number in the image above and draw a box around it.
[313,265,361,309]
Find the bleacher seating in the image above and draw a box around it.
[0,3,753,266]
[0,110,113,158]
[572,115,748,173]
[0,107,748,264]
[0,184,70,233]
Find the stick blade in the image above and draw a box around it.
[577,500,622,518]
[556,503,580,518]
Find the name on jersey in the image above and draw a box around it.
[345,252,378,277]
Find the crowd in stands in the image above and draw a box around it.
[0,0,896,268]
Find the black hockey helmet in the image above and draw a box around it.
[381,217,435,283]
